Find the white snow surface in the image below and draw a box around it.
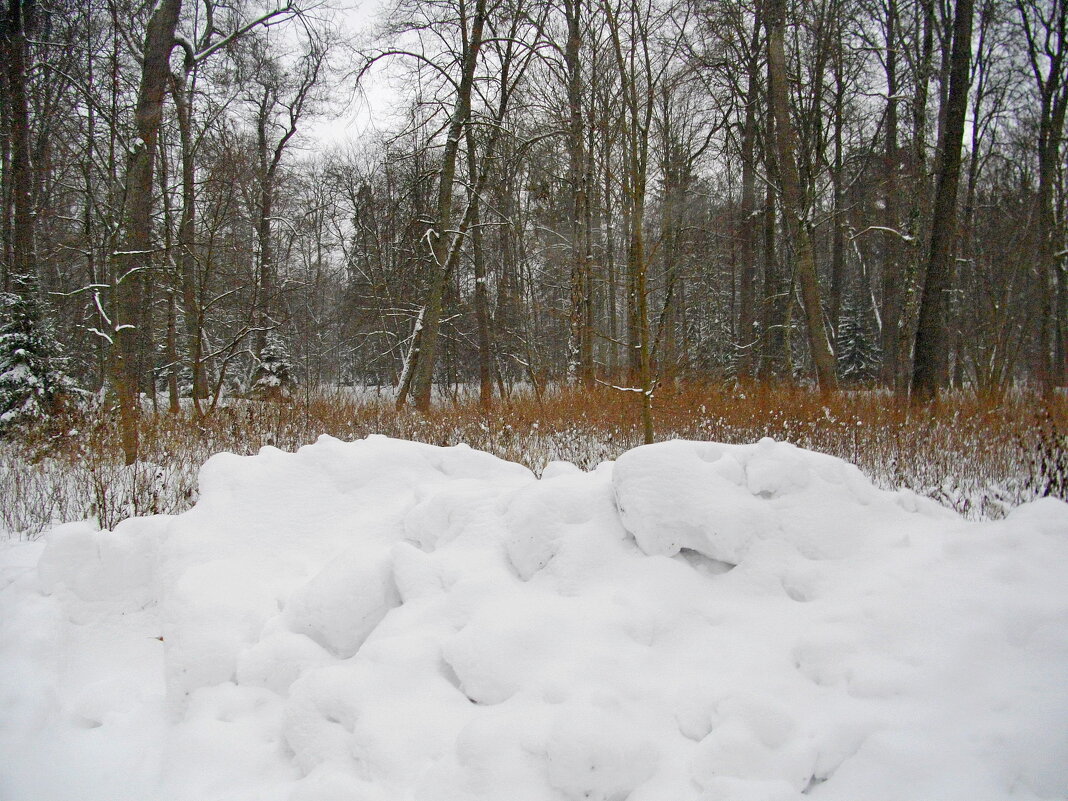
[2,434,1067,801]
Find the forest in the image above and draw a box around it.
[0,0,1066,462]
[5,3,1068,791]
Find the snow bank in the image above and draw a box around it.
[2,435,1067,801]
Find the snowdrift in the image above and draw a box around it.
[2,435,1067,801]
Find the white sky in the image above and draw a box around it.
[306,0,402,147]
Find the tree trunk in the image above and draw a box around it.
[766,0,837,392]
[829,35,846,344]
[408,0,487,413]
[602,0,656,443]
[564,0,593,386]
[166,290,179,413]
[893,0,935,394]
[1016,0,1068,394]
[0,62,11,291]
[171,70,208,413]
[254,89,277,360]
[761,179,791,379]
[466,129,494,409]
[911,0,974,403]
[112,0,181,464]
[879,0,901,386]
[736,11,761,378]
[2,0,37,294]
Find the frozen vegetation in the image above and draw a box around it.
[1,434,1066,800]
[1,386,1064,538]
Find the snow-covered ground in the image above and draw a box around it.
[1,435,1066,801]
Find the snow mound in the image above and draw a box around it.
[612,437,952,564]
[2,435,1067,801]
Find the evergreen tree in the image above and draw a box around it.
[0,293,74,432]
[836,302,881,384]
[252,330,295,400]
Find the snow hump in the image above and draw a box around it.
[1,434,1067,801]
[611,437,952,564]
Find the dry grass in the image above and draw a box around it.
[1,382,1064,538]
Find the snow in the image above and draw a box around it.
[1,434,1067,801]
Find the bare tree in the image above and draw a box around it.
[381,0,488,411]
[765,0,838,392]
[110,0,183,463]
[240,28,329,372]
[1016,0,1068,394]
[4,0,1066,414]
[911,0,974,402]
[562,0,594,386]
[1,0,37,294]
[600,0,686,442]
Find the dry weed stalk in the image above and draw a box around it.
[0,384,1062,538]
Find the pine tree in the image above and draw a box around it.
[836,303,881,384]
[252,330,295,401]
[0,293,74,432]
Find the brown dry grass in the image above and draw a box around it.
[1,382,1064,537]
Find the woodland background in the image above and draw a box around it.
[0,0,1065,464]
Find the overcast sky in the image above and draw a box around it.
[305,0,401,148]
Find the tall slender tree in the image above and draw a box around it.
[766,0,838,392]
[911,0,974,402]
[111,0,182,464]
[1016,0,1068,394]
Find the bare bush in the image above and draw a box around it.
[1,384,1062,539]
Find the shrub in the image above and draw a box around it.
[0,382,1062,538]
